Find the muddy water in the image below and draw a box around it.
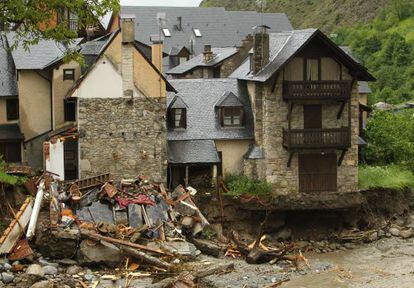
[283,237,414,288]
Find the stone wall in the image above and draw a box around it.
[78,97,167,182]
[247,73,359,196]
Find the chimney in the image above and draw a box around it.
[177,17,182,31]
[121,15,136,97]
[150,34,163,73]
[203,45,214,63]
[253,25,270,74]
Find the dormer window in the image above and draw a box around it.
[171,108,186,128]
[168,95,188,129]
[216,91,244,128]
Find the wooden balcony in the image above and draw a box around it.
[283,128,351,149]
[283,80,352,101]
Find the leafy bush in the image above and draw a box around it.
[225,174,272,197]
[359,165,414,190]
[365,110,414,171]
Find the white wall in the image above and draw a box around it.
[45,139,65,180]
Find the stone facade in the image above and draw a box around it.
[78,97,167,182]
[244,64,359,196]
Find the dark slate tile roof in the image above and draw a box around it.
[167,47,238,74]
[6,32,66,70]
[358,81,372,94]
[168,140,220,164]
[0,124,24,140]
[0,36,18,97]
[167,79,254,141]
[169,95,188,109]
[239,29,316,82]
[120,6,293,57]
[216,91,243,107]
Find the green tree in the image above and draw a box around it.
[365,110,414,170]
[1,0,119,59]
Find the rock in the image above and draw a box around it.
[274,228,292,241]
[30,280,54,288]
[378,229,385,238]
[368,231,378,242]
[27,264,45,278]
[2,263,11,271]
[43,266,58,275]
[38,259,58,268]
[344,243,356,249]
[84,274,94,281]
[399,229,413,239]
[66,265,82,275]
[389,227,400,237]
[1,272,14,284]
[192,238,227,257]
[57,259,77,266]
[78,240,122,266]
[406,215,414,228]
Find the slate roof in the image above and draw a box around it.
[120,6,293,57]
[6,32,67,70]
[0,36,18,97]
[167,47,238,75]
[0,124,24,140]
[168,95,188,109]
[245,145,265,160]
[216,91,243,107]
[168,140,220,164]
[167,79,254,141]
[358,81,372,94]
[239,29,375,82]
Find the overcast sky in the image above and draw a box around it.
[121,0,203,6]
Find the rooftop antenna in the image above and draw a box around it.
[256,0,267,27]
[156,12,167,97]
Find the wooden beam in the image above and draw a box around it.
[287,151,294,167]
[338,150,347,166]
[337,101,346,119]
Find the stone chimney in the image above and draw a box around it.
[121,15,135,97]
[253,25,270,74]
[150,35,164,73]
[203,45,214,63]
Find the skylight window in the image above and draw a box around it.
[193,28,202,37]
[162,28,171,37]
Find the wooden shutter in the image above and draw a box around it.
[299,154,337,193]
[304,105,322,129]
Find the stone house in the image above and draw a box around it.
[45,15,176,181]
[166,36,253,79]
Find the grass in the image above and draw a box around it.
[358,165,414,190]
[224,174,272,197]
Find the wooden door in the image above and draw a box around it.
[299,154,337,193]
[64,139,78,180]
[304,105,322,129]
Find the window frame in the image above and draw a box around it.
[64,100,76,122]
[0,141,22,163]
[169,108,187,129]
[220,107,244,128]
[6,98,19,121]
[63,69,75,81]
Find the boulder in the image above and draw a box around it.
[406,215,414,228]
[42,266,58,275]
[1,272,14,284]
[66,265,82,275]
[399,229,413,239]
[26,264,45,278]
[389,227,400,237]
[368,231,378,242]
[274,228,292,241]
[78,240,122,266]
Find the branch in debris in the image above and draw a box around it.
[120,246,172,271]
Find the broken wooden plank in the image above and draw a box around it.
[79,229,168,256]
[0,198,33,254]
[120,246,172,271]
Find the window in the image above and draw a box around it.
[0,142,22,163]
[193,28,202,37]
[162,28,171,37]
[64,100,76,122]
[169,108,186,129]
[6,98,19,121]
[221,107,244,127]
[305,58,320,81]
[63,69,75,81]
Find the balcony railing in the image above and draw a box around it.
[283,128,351,149]
[283,80,352,101]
